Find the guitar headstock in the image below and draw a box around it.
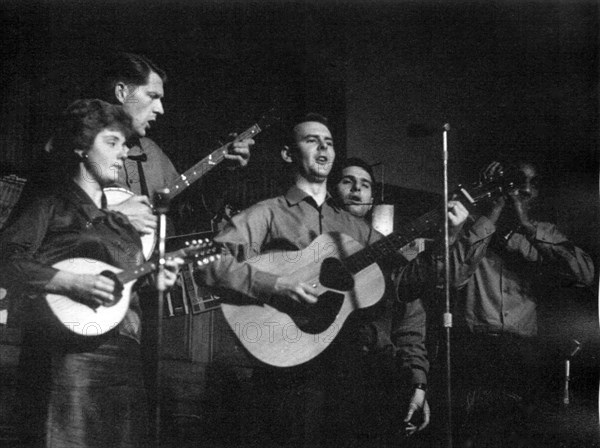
[181,238,221,265]
[455,172,519,209]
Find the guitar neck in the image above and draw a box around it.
[165,123,263,200]
[345,207,444,274]
[343,176,510,274]
[114,246,199,285]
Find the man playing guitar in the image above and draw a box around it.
[196,113,469,447]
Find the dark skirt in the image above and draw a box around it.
[16,331,149,448]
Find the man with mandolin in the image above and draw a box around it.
[0,99,185,447]
[196,113,469,447]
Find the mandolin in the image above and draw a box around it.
[45,239,219,336]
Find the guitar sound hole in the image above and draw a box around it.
[100,270,123,308]
[282,291,344,335]
[320,258,354,291]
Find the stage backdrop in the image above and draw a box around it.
[0,1,597,253]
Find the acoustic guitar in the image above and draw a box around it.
[221,176,515,367]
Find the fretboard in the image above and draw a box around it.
[114,245,203,284]
[344,207,443,274]
[165,123,263,200]
[341,174,518,274]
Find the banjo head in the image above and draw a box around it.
[104,187,156,259]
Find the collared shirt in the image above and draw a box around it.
[452,216,594,337]
[113,136,180,198]
[199,185,378,299]
[0,181,145,342]
[197,185,430,384]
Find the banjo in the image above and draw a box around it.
[105,110,278,258]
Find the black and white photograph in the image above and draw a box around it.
[0,1,598,447]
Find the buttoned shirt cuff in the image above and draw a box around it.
[534,225,544,241]
[249,270,280,303]
[411,368,427,386]
[533,223,567,244]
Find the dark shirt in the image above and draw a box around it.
[0,181,145,342]
[391,297,429,384]
[452,215,594,337]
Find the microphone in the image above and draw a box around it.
[406,123,449,138]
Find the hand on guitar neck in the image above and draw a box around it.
[270,200,468,308]
[222,134,254,169]
[107,194,157,235]
[448,199,469,243]
[220,175,510,367]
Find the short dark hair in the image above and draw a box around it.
[331,157,375,185]
[51,99,134,177]
[285,112,330,148]
[99,52,167,104]
[329,157,378,205]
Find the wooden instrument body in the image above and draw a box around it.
[220,174,517,367]
[221,232,386,367]
[46,258,133,337]
[104,187,155,259]
[44,240,217,336]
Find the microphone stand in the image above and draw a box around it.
[563,339,581,406]
[442,123,453,448]
[153,189,171,448]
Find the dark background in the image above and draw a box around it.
[1,0,597,284]
[1,0,597,239]
[0,0,598,442]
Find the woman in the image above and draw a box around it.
[0,99,182,447]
